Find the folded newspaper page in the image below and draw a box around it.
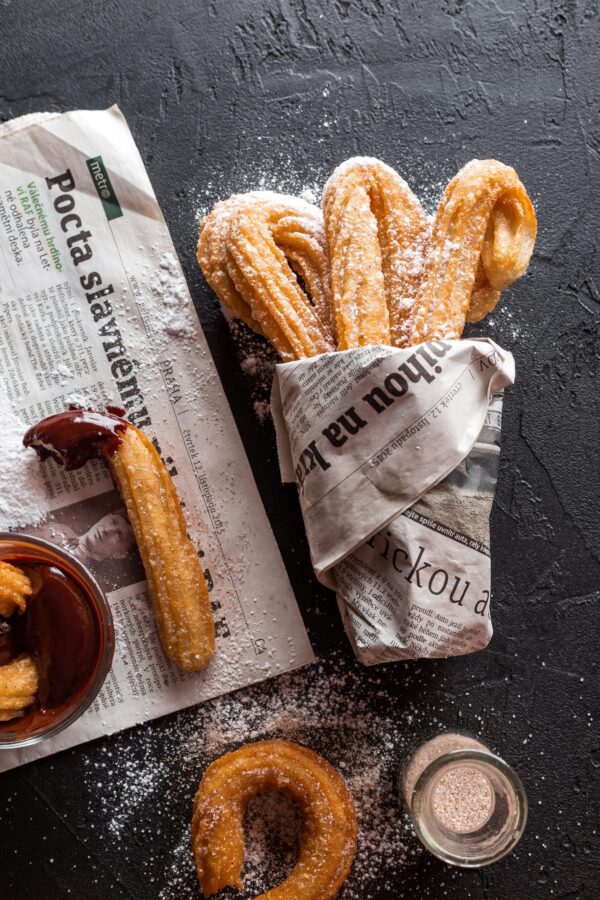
[0,106,314,771]
[272,339,514,665]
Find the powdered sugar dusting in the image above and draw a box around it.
[0,387,49,530]
[229,319,278,423]
[81,653,471,898]
[150,252,196,339]
[194,168,326,222]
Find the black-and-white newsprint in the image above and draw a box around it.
[0,107,313,771]
[272,340,514,665]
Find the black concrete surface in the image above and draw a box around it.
[1,1,599,897]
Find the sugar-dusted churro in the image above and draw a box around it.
[467,259,501,323]
[406,159,537,344]
[198,192,334,360]
[192,739,357,899]
[24,408,215,673]
[322,157,430,349]
[198,194,266,335]
[198,157,536,355]
[0,560,32,618]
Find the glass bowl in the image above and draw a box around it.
[0,532,114,749]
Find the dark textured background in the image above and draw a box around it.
[2,1,599,897]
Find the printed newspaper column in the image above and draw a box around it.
[272,339,514,664]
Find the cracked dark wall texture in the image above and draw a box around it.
[1,1,599,898]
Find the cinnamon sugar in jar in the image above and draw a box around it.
[400,732,527,867]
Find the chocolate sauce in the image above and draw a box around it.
[0,538,113,742]
[20,565,97,708]
[23,406,128,470]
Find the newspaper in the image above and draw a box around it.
[272,339,514,665]
[0,107,314,771]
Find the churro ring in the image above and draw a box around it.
[198,193,334,360]
[0,560,32,617]
[192,739,357,899]
[407,159,536,343]
[323,157,430,349]
[24,408,215,673]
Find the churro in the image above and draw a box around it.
[0,560,32,618]
[198,194,266,335]
[192,739,357,899]
[198,158,535,353]
[198,193,334,360]
[407,159,536,344]
[24,408,215,672]
[0,654,39,721]
[323,156,430,348]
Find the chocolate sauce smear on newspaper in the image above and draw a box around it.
[23,406,128,470]
[20,565,97,707]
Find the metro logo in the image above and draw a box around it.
[86,156,123,221]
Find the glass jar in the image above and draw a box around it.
[400,732,527,866]
[0,532,114,749]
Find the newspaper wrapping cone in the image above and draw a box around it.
[272,339,515,665]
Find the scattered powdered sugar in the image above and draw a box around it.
[298,184,320,205]
[150,252,196,339]
[229,319,278,423]
[253,400,272,423]
[66,389,101,409]
[417,177,447,218]
[483,303,523,343]
[81,653,468,898]
[50,361,74,386]
[0,388,49,530]
[194,166,327,221]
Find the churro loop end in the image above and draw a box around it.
[192,739,358,899]
[198,192,334,361]
[408,158,537,343]
[323,156,430,349]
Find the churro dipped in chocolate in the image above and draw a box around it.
[0,654,39,721]
[0,560,33,618]
[407,159,537,344]
[24,408,215,672]
[323,157,430,349]
[198,192,334,360]
[192,739,357,899]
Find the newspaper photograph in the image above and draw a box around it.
[0,106,314,771]
[272,340,514,664]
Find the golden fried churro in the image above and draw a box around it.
[192,739,357,899]
[198,193,334,360]
[323,157,430,349]
[24,408,215,672]
[0,654,39,721]
[270,205,333,337]
[467,259,501,323]
[0,560,32,617]
[198,195,266,335]
[407,159,536,343]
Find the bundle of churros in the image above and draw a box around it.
[197,157,536,359]
[197,156,536,665]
